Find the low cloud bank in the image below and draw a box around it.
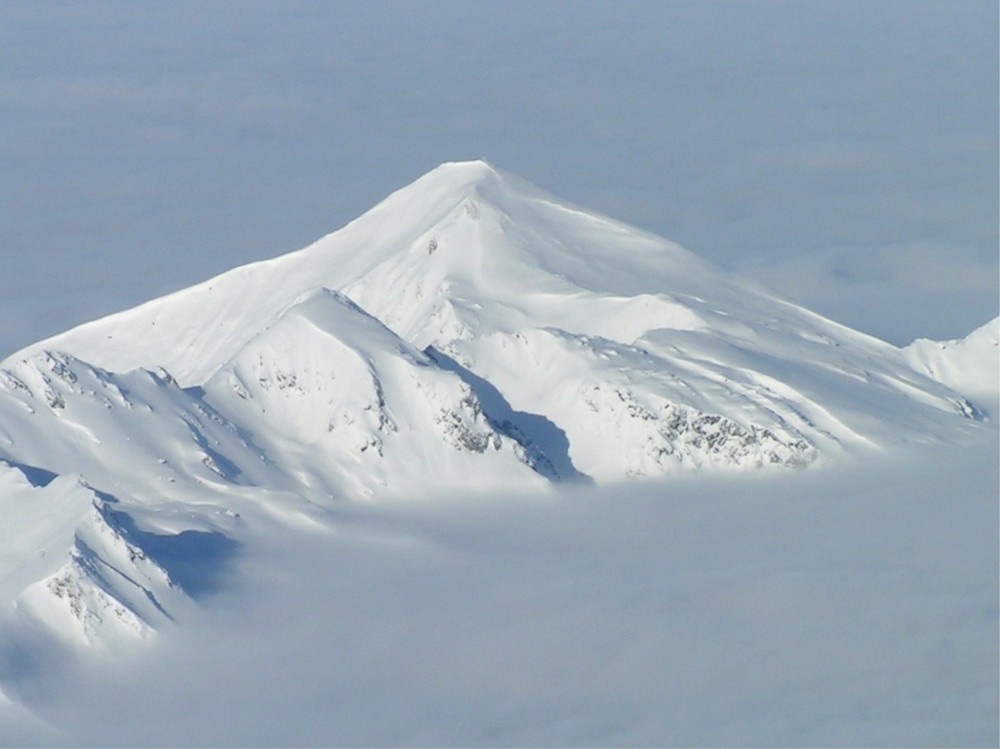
[2,433,996,747]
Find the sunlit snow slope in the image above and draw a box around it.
[0,160,993,652]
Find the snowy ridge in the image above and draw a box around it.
[0,464,178,650]
[201,287,553,497]
[16,492,178,647]
[0,353,261,646]
[0,350,276,495]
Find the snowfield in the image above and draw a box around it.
[0,161,996,746]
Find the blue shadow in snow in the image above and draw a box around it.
[100,499,240,599]
[426,347,590,483]
[0,459,58,488]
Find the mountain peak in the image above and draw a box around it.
[425,158,499,183]
[3,161,983,476]
[6,161,696,383]
[376,159,504,213]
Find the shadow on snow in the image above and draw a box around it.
[426,347,590,484]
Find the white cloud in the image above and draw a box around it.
[1,434,996,746]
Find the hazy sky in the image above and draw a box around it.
[1,1,996,357]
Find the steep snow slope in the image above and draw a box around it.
[0,351,273,495]
[0,353,258,647]
[0,461,184,650]
[8,161,983,479]
[201,288,554,496]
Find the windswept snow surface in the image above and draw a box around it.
[0,161,996,745]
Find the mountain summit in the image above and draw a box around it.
[14,159,716,384]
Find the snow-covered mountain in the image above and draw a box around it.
[9,161,987,471]
[0,160,993,657]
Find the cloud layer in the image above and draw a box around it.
[2,434,996,746]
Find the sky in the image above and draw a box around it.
[0,1,996,357]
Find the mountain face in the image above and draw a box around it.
[0,160,993,652]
